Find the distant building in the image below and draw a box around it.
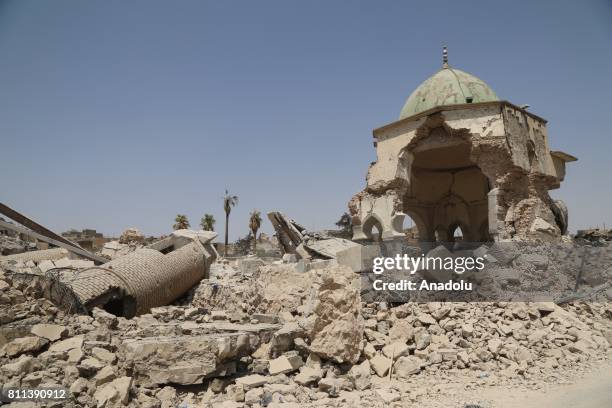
[62,228,107,251]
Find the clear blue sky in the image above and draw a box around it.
[1,0,611,239]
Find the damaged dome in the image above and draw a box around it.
[400,58,499,119]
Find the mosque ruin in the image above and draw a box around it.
[349,48,577,243]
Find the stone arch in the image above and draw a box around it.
[397,209,427,242]
[448,222,468,242]
[399,120,492,242]
[434,224,448,242]
[361,213,385,242]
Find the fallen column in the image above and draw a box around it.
[267,212,305,255]
[58,230,217,317]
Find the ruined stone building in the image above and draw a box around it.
[349,49,576,243]
[62,228,107,251]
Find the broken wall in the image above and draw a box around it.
[350,102,573,242]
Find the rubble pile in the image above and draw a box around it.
[99,241,142,260]
[0,234,36,256]
[575,228,612,244]
[119,229,145,245]
[0,249,95,276]
[367,240,612,303]
[267,212,359,261]
[1,247,611,407]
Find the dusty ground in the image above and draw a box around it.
[472,363,612,408]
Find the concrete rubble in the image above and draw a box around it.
[1,233,611,407]
[267,211,361,261]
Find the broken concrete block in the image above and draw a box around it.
[295,244,312,261]
[308,265,364,364]
[382,342,410,359]
[388,320,414,343]
[487,338,503,355]
[318,377,352,397]
[438,348,459,361]
[69,377,89,395]
[414,331,432,350]
[393,355,422,378]
[49,336,84,352]
[1,355,41,376]
[282,253,298,263]
[120,333,253,386]
[236,374,269,389]
[67,347,84,363]
[268,354,303,375]
[369,354,392,377]
[348,360,371,390]
[93,365,116,386]
[91,347,116,364]
[236,257,264,274]
[336,243,380,273]
[1,336,48,357]
[294,366,323,385]
[303,238,360,259]
[38,259,55,273]
[244,387,265,404]
[94,376,132,406]
[30,324,68,342]
[79,357,105,374]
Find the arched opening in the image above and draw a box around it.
[449,224,465,242]
[434,225,447,242]
[401,126,491,242]
[362,215,384,242]
[400,214,420,243]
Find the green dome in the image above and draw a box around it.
[399,66,499,119]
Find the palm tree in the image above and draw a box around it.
[173,214,190,230]
[223,190,238,256]
[200,214,215,231]
[249,210,262,253]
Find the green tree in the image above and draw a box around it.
[249,210,262,252]
[336,212,352,233]
[173,214,190,230]
[223,190,239,256]
[200,214,215,231]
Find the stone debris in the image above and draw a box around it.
[0,232,37,256]
[0,237,611,407]
[118,228,144,244]
[267,211,363,263]
[30,323,68,341]
[308,265,364,364]
[576,228,612,244]
[99,240,137,260]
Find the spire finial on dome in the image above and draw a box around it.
[442,46,449,68]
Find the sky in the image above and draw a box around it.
[0,0,611,240]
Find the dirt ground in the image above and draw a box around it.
[397,359,612,408]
